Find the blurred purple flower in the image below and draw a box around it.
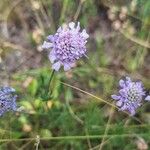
[42,22,89,71]
[111,77,147,116]
[0,87,17,116]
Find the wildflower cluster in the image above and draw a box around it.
[1,22,149,117]
[41,21,150,116]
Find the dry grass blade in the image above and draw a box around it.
[119,29,150,49]
[60,82,142,123]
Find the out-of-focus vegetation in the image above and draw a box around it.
[0,0,150,149]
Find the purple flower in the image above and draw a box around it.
[42,22,89,71]
[0,87,17,116]
[111,77,147,116]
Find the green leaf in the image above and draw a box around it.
[28,78,38,96]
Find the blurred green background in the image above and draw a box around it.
[0,0,150,149]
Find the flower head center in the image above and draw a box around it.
[127,84,140,102]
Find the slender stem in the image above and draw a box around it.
[85,128,92,149]
[99,106,114,150]
[47,70,55,98]
[65,98,84,125]
[35,135,40,150]
[0,134,148,143]
[74,0,83,21]
[59,0,69,23]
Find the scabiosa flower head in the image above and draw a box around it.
[111,77,146,116]
[42,22,89,71]
[0,87,17,116]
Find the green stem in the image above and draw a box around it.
[0,133,148,142]
[65,98,84,125]
[47,70,55,98]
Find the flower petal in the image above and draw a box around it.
[119,79,125,87]
[129,107,136,116]
[111,95,120,100]
[42,41,52,49]
[145,95,150,101]
[120,104,128,111]
[64,63,71,71]
[52,62,61,71]
[119,89,126,96]
[76,22,80,31]
[47,35,54,42]
[69,22,75,29]
[49,50,56,63]
[81,29,89,39]
[125,77,131,85]
[126,77,131,81]
[116,100,122,107]
[57,27,62,32]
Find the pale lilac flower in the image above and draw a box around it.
[0,87,17,116]
[42,22,89,71]
[111,77,146,116]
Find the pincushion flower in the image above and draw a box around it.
[111,77,149,116]
[42,22,89,71]
[0,87,17,116]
